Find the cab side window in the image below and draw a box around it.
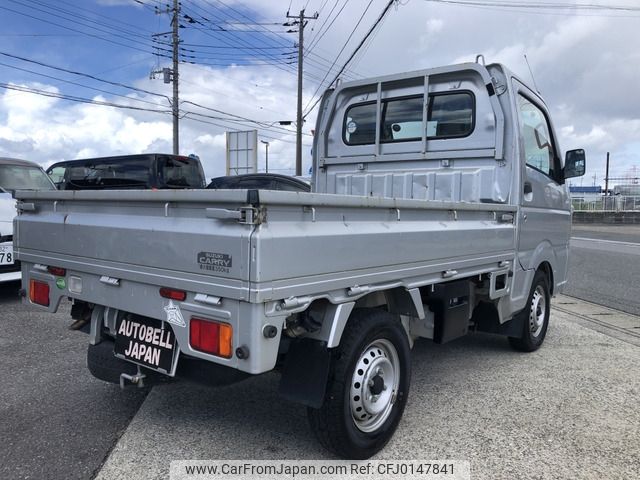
[518,95,558,180]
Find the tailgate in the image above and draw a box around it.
[14,189,255,300]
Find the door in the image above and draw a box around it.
[514,81,570,291]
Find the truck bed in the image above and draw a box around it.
[15,188,516,307]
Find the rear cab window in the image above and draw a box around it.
[343,92,475,145]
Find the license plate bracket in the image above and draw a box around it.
[114,315,177,374]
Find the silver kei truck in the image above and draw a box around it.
[15,60,585,459]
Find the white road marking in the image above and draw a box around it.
[571,236,640,247]
[570,236,640,256]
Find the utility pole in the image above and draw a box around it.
[287,9,318,176]
[261,140,269,173]
[604,151,610,196]
[171,0,180,155]
[151,0,180,154]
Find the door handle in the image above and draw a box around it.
[524,182,533,194]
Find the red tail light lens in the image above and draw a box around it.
[159,287,187,301]
[189,318,233,358]
[29,280,50,306]
[47,266,66,276]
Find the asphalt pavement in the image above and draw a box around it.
[565,225,640,315]
[2,224,639,480]
[95,303,640,480]
[0,281,148,480]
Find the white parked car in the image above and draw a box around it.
[0,158,56,283]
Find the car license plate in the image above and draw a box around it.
[0,244,14,265]
[114,315,176,373]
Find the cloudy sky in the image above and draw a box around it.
[0,0,638,186]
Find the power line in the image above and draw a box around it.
[0,51,170,102]
[305,0,349,55]
[180,42,293,50]
[11,0,154,42]
[304,0,397,118]
[0,5,165,57]
[0,33,82,37]
[6,0,159,48]
[423,0,640,14]
[55,0,156,34]
[0,61,164,108]
[180,1,345,85]
[0,82,172,114]
[179,3,302,78]
[181,114,311,146]
[180,100,311,136]
[303,0,375,114]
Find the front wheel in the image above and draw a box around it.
[307,309,411,459]
[508,270,550,352]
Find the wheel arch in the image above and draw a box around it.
[537,260,554,295]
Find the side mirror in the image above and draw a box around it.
[564,149,586,179]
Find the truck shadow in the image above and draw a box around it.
[0,280,21,304]
[123,332,519,460]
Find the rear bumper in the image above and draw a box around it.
[21,261,286,375]
[88,339,251,387]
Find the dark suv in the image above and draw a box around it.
[47,154,206,190]
[207,173,310,192]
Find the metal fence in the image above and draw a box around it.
[572,195,640,212]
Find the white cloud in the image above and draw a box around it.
[1,0,639,185]
[0,64,310,179]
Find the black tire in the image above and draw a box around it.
[307,308,411,459]
[508,269,550,352]
[87,340,170,386]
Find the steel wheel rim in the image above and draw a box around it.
[529,285,546,337]
[349,338,400,433]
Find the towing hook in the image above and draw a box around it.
[119,367,147,389]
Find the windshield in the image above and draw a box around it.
[0,165,56,191]
[66,158,152,189]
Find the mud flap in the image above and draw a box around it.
[473,301,525,337]
[278,339,330,408]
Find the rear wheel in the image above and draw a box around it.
[307,309,411,459]
[508,270,550,352]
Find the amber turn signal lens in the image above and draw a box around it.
[189,317,233,358]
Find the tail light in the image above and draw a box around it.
[159,287,187,302]
[47,266,66,276]
[29,280,50,306]
[190,318,233,358]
